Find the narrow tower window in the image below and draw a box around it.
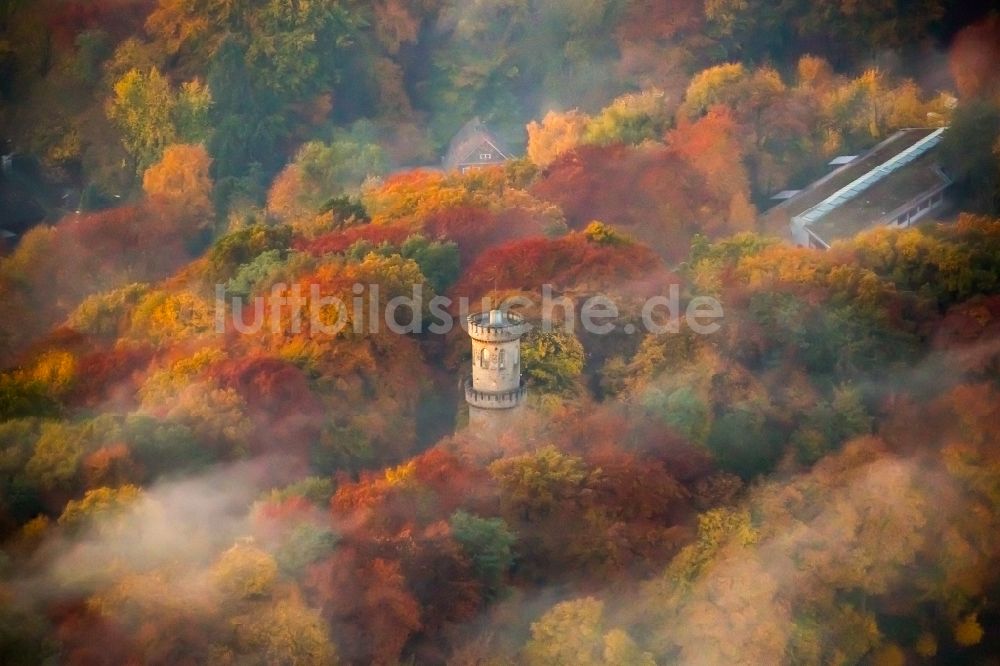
[480,348,490,368]
[498,349,506,369]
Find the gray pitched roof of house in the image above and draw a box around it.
[443,118,512,170]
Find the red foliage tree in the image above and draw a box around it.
[531,142,746,260]
[212,355,322,460]
[51,600,137,666]
[551,405,714,484]
[318,451,489,661]
[393,522,482,656]
[47,0,153,46]
[251,493,320,546]
[306,551,421,665]
[422,205,548,266]
[215,356,320,417]
[83,443,141,489]
[332,448,494,534]
[532,144,655,230]
[68,345,152,410]
[450,231,668,298]
[12,204,199,350]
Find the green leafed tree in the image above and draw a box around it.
[274,523,338,576]
[123,414,214,480]
[25,422,86,492]
[398,235,460,292]
[449,510,516,596]
[74,29,111,85]
[939,100,1000,216]
[173,79,213,145]
[706,405,783,478]
[207,224,293,281]
[0,374,59,421]
[792,386,872,465]
[642,385,711,444]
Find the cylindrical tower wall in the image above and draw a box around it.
[470,338,521,392]
[469,402,524,432]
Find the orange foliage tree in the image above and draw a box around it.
[949,15,1000,100]
[142,143,214,227]
[668,107,756,232]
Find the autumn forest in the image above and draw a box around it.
[2,0,1000,663]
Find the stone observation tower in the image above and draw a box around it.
[465,310,529,430]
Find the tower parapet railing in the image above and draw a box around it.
[464,377,527,410]
[466,311,531,343]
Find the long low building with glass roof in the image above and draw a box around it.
[764,127,951,249]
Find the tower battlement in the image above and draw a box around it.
[464,378,527,409]
[466,311,530,342]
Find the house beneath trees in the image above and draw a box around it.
[766,127,952,249]
[443,118,512,174]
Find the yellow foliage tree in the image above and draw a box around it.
[584,89,670,145]
[107,67,177,171]
[58,484,143,532]
[524,597,654,666]
[139,347,227,407]
[19,515,51,549]
[232,597,339,665]
[163,383,252,452]
[871,643,906,666]
[526,110,589,166]
[25,350,78,398]
[213,540,278,600]
[67,283,150,339]
[914,632,938,658]
[129,289,215,345]
[954,613,984,646]
[679,63,746,118]
[363,171,471,225]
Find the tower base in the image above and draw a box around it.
[467,403,525,441]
